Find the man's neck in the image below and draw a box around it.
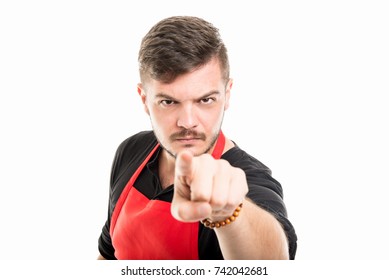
[158,150,176,189]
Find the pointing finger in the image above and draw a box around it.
[175,151,194,187]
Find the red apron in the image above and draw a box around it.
[110,131,225,259]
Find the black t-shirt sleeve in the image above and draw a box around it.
[246,172,298,259]
[98,137,128,259]
[98,219,116,259]
[223,149,298,259]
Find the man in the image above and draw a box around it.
[98,16,297,260]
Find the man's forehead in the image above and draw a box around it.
[142,57,225,89]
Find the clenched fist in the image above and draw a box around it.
[171,150,248,223]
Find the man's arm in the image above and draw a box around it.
[213,199,289,259]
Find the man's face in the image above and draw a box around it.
[138,58,232,158]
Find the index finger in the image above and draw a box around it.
[175,151,195,187]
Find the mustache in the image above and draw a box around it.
[170,130,206,141]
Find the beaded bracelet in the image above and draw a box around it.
[201,203,243,229]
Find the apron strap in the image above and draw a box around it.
[110,143,160,236]
[211,130,225,159]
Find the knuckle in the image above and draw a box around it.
[191,191,209,202]
[226,198,238,210]
[177,207,189,221]
[234,166,246,178]
[219,158,231,170]
[210,198,225,210]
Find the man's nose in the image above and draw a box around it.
[176,104,198,129]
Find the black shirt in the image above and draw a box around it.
[98,131,297,259]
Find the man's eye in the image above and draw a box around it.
[200,97,214,104]
[161,100,175,106]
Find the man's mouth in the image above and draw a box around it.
[170,130,206,142]
[175,137,201,142]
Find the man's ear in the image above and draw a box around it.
[224,78,233,110]
[137,83,150,115]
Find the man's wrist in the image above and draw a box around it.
[201,203,243,229]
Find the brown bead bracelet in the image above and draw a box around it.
[201,203,243,229]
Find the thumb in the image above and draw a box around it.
[171,199,212,222]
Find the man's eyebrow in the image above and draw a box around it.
[155,91,221,100]
[198,90,221,99]
[155,93,175,100]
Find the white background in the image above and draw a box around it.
[0,0,388,260]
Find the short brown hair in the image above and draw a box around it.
[138,16,229,84]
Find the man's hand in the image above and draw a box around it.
[171,150,248,223]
